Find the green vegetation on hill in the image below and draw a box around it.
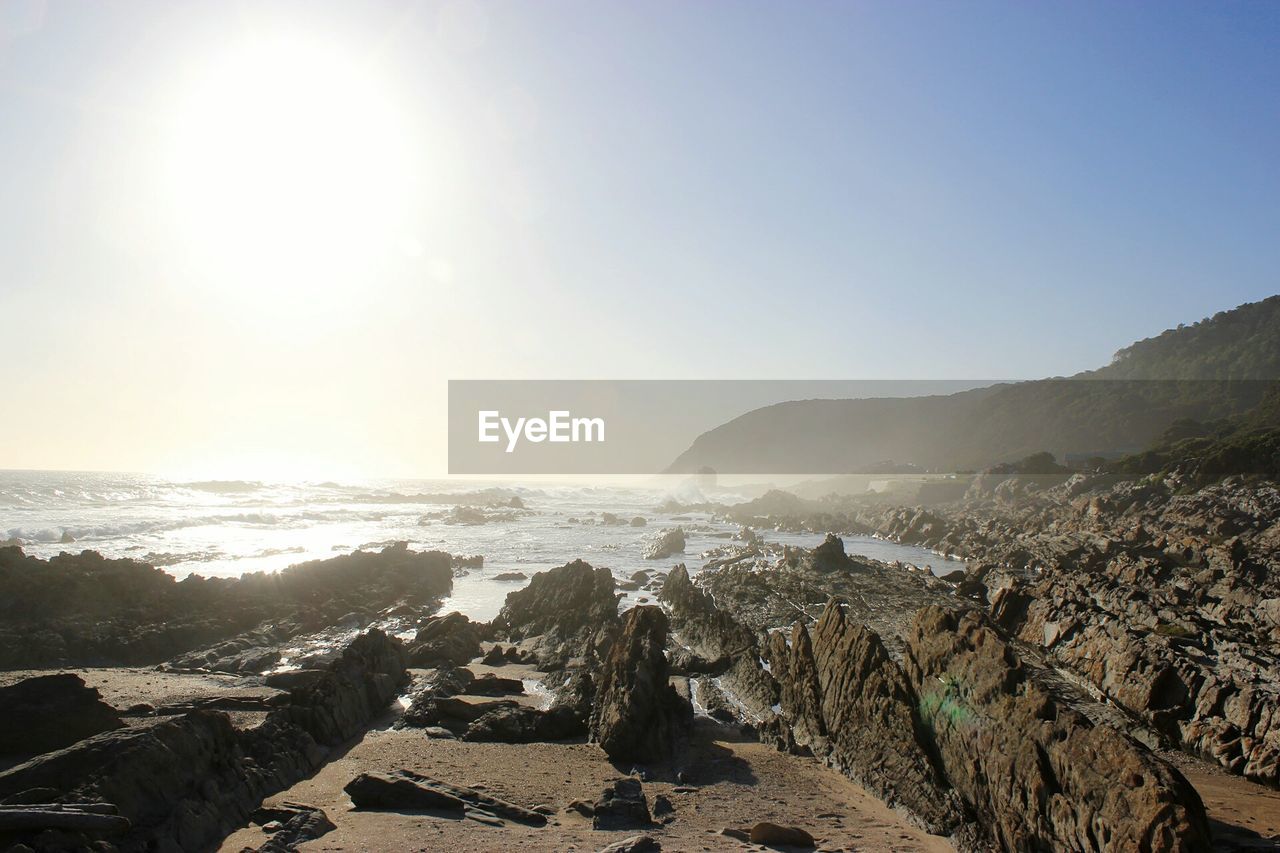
[1110,386,1280,487]
[1093,295,1280,380]
[668,296,1280,477]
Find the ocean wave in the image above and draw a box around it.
[2,506,413,545]
[177,480,264,493]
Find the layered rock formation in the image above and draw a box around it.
[0,629,407,852]
[847,475,1280,787]
[663,539,1214,851]
[763,601,1212,850]
[767,607,962,836]
[589,606,692,764]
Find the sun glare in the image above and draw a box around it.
[162,35,417,305]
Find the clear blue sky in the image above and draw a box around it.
[1,1,1277,475]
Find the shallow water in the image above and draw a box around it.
[0,471,961,622]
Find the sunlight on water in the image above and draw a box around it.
[0,471,961,620]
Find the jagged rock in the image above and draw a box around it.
[847,476,1280,787]
[805,604,959,834]
[0,710,260,851]
[642,528,686,560]
[592,778,651,830]
[406,611,482,667]
[263,669,327,692]
[277,629,408,745]
[492,572,528,582]
[659,565,779,721]
[0,629,406,853]
[748,822,815,847]
[810,533,853,572]
[667,647,727,677]
[0,674,125,756]
[761,595,1213,851]
[905,606,1212,852]
[492,560,620,669]
[590,606,692,763]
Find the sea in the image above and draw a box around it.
[0,470,960,622]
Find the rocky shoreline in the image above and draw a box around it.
[1,470,1278,851]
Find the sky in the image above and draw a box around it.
[1,0,1277,478]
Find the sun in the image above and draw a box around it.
[161,34,417,306]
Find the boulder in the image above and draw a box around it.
[0,674,124,756]
[467,674,525,696]
[344,771,465,812]
[748,821,815,848]
[248,803,335,853]
[597,834,661,853]
[406,611,482,667]
[643,528,686,561]
[592,778,651,830]
[590,606,692,764]
[463,705,585,743]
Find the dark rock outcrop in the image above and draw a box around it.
[405,611,483,668]
[810,533,854,573]
[345,769,546,826]
[463,705,585,743]
[247,803,335,853]
[492,560,619,669]
[345,770,464,812]
[0,543,451,670]
[0,674,124,756]
[850,476,1280,787]
[589,607,692,764]
[658,565,778,722]
[592,778,651,830]
[0,629,407,853]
